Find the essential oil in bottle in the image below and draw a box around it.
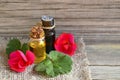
[41,16,56,54]
[28,25,46,64]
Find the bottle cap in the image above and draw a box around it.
[30,25,45,39]
[41,16,54,27]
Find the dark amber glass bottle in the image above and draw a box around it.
[41,16,55,54]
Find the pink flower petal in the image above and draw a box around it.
[26,50,35,65]
[68,43,77,56]
[8,61,25,73]
[9,50,28,62]
[67,33,74,43]
[9,50,20,58]
[54,33,77,56]
[10,66,25,72]
[17,50,28,62]
[63,44,69,50]
[8,57,20,66]
[8,50,29,72]
[18,60,27,68]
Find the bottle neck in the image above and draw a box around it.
[42,24,55,30]
[30,37,45,41]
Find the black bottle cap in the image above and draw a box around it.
[41,16,54,27]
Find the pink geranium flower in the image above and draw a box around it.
[54,33,77,56]
[8,50,35,72]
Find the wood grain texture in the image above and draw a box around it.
[86,44,120,80]
[86,44,120,66]
[0,0,120,44]
[90,66,120,80]
[0,0,120,80]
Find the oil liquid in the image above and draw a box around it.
[29,39,46,64]
[44,29,55,53]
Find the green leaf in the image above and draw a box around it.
[46,62,54,77]
[6,38,29,56]
[6,38,21,55]
[35,59,51,72]
[35,51,73,77]
[21,43,29,54]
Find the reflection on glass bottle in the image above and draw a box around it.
[41,16,56,54]
[28,25,46,64]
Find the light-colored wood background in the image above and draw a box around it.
[0,0,120,80]
[0,0,120,44]
[86,44,120,80]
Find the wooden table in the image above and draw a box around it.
[0,0,120,80]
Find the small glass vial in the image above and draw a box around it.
[41,16,56,54]
[28,25,46,64]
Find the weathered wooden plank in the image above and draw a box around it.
[0,33,120,44]
[0,3,82,10]
[0,26,120,37]
[0,0,120,43]
[1,18,120,26]
[0,0,82,3]
[1,9,120,19]
[86,44,120,65]
[0,27,120,33]
[1,2,120,11]
[90,66,120,80]
[1,18,120,28]
[0,0,120,4]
